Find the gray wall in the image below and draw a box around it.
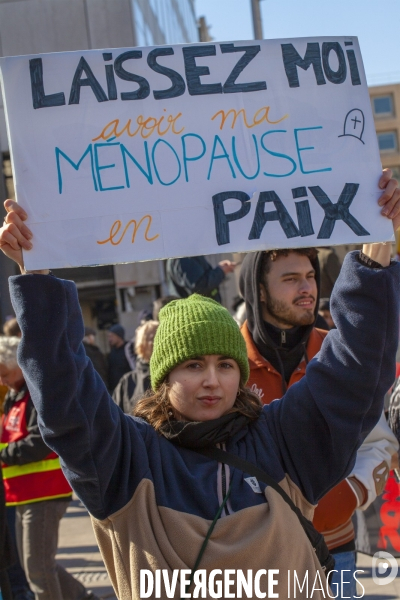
[0,0,137,154]
[0,0,135,57]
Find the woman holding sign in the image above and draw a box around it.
[0,171,399,599]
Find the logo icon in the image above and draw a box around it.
[244,477,262,494]
[372,551,398,586]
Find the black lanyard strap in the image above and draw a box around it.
[181,479,233,600]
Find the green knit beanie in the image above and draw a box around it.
[150,294,249,389]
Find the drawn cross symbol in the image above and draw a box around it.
[338,108,365,144]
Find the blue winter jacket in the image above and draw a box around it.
[8,252,400,599]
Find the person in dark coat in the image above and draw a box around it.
[113,320,159,414]
[83,327,108,388]
[166,255,236,303]
[317,247,341,298]
[107,324,131,392]
[318,298,335,330]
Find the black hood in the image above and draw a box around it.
[239,250,321,389]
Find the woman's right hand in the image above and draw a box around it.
[0,200,33,272]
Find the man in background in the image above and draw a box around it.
[166,255,236,303]
[107,324,131,392]
[317,246,341,298]
[83,327,108,388]
[239,247,397,599]
[318,298,335,330]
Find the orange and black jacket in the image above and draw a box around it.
[239,250,365,552]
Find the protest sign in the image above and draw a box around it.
[0,37,392,269]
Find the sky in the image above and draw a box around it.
[194,0,400,87]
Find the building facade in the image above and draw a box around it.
[0,0,202,346]
[369,83,400,258]
[369,83,400,181]
[133,0,197,46]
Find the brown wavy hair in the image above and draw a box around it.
[133,383,262,431]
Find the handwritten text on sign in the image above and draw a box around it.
[0,37,390,269]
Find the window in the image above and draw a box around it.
[377,131,398,152]
[132,0,197,45]
[372,95,394,117]
[134,2,155,47]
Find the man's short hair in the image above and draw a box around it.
[0,336,20,368]
[260,248,318,285]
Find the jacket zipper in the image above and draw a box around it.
[221,465,231,516]
[221,467,226,497]
[218,443,231,516]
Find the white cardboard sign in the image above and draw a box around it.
[0,37,391,269]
